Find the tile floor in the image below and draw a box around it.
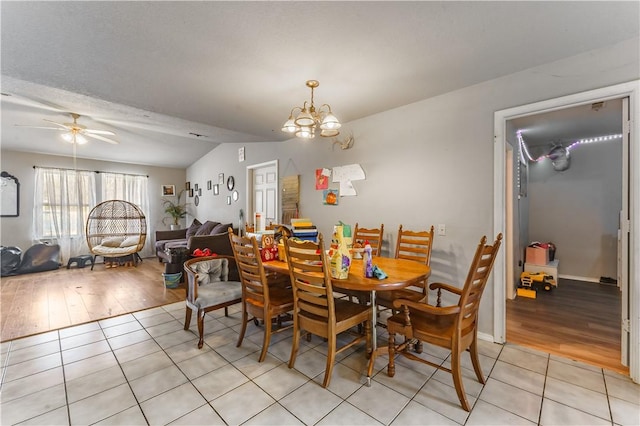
[1,302,639,425]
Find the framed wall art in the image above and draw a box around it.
[1,171,19,217]
[162,184,175,196]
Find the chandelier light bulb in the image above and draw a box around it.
[61,132,74,143]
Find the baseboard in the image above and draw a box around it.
[558,274,600,283]
[477,331,495,343]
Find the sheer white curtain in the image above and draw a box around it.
[101,172,152,258]
[33,167,96,262]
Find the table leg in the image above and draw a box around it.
[366,290,377,386]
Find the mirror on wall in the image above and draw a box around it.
[1,171,20,217]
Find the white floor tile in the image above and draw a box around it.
[609,396,640,426]
[168,403,226,425]
[68,383,138,425]
[543,376,611,421]
[540,398,610,425]
[243,402,304,425]
[466,400,535,425]
[129,364,189,402]
[479,378,542,423]
[346,380,410,425]
[317,401,382,425]
[140,382,207,425]
[547,359,606,394]
[391,400,460,425]
[279,381,343,425]
[1,383,67,425]
[210,381,276,425]
[191,363,249,401]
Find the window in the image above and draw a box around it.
[33,167,96,260]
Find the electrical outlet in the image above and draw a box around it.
[437,224,446,236]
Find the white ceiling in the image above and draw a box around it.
[1,1,638,168]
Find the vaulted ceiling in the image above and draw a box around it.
[2,1,638,168]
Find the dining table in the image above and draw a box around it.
[263,256,431,385]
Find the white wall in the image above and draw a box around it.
[188,38,639,337]
[0,150,186,257]
[528,140,622,281]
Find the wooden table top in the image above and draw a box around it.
[263,257,431,292]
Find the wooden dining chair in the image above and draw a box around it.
[386,233,502,411]
[353,223,384,256]
[284,234,372,387]
[377,225,435,312]
[229,231,294,362]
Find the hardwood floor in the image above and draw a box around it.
[0,259,185,342]
[507,277,627,374]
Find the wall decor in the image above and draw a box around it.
[218,173,224,185]
[323,189,339,205]
[185,182,191,190]
[226,196,232,205]
[238,146,245,162]
[1,171,20,217]
[213,184,219,195]
[227,175,235,191]
[162,184,175,196]
[194,183,199,191]
[188,188,194,197]
[207,180,212,190]
[232,190,239,202]
[194,195,200,206]
[198,188,202,196]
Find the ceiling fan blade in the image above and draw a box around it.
[42,119,71,130]
[85,133,119,145]
[85,129,116,136]
[14,124,64,130]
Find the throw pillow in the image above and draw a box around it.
[210,223,233,235]
[193,258,229,285]
[101,236,125,247]
[120,236,140,247]
[195,221,219,236]
[186,219,202,239]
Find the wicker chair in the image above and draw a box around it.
[85,200,147,269]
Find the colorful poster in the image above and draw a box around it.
[315,168,330,190]
[323,189,339,205]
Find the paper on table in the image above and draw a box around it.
[339,180,357,196]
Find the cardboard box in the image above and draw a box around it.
[526,246,549,265]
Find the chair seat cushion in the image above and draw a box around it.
[195,281,242,308]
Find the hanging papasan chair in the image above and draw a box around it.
[86,200,147,270]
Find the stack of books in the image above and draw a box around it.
[291,218,318,241]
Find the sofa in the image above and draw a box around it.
[155,219,235,263]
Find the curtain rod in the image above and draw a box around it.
[33,166,149,178]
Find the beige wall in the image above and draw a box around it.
[187,38,639,338]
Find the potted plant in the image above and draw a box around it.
[162,190,188,230]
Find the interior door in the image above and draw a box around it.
[248,161,278,231]
[620,96,631,366]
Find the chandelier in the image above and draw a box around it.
[281,80,341,139]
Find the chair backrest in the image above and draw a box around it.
[395,225,435,266]
[284,234,335,325]
[456,234,503,332]
[184,255,236,304]
[229,231,270,307]
[354,223,384,256]
[86,200,147,253]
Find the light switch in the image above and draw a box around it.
[437,224,446,236]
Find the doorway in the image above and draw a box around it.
[245,160,279,232]
[493,81,639,383]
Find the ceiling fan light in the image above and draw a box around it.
[75,134,88,145]
[61,132,74,143]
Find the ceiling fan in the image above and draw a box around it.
[16,112,119,145]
